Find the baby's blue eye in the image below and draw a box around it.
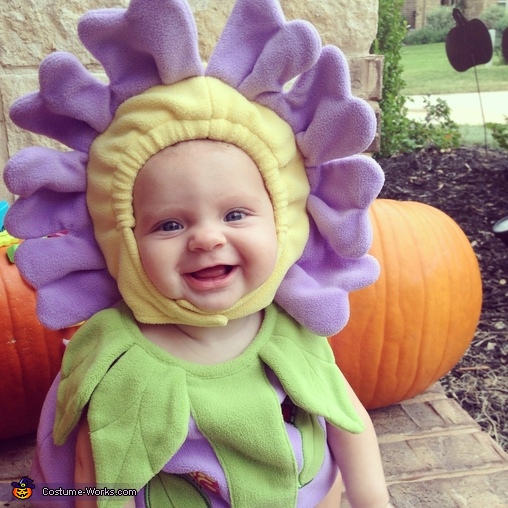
[225,210,246,222]
[161,221,182,231]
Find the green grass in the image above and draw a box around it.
[401,43,508,95]
[458,125,496,147]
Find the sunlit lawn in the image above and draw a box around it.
[401,43,508,95]
[458,124,496,147]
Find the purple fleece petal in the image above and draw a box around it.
[13,229,106,288]
[14,226,121,330]
[9,93,98,152]
[258,46,376,165]
[78,0,203,110]
[306,156,384,258]
[4,147,87,197]
[38,53,113,133]
[36,271,121,329]
[205,0,376,165]
[207,0,320,97]
[275,155,383,335]
[10,225,120,329]
[275,226,380,336]
[9,53,110,150]
[5,191,89,239]
[207,0,290,88]
[4,147,91,238]
[236,21,320,98]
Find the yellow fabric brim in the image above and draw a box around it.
[87,76,309,326]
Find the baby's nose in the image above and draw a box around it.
[187,226,226,252]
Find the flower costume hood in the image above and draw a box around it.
[4,0,384,335]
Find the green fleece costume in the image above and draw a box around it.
[53,303,363,508]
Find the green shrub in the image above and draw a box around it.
[405,97,461,151]
[494,11,508,34]
[478,5,506,30]
[405,27,444,45]
[426,6,455,33]
[479,5,508,58]
[372,1,461,156]
[486,117,508,150]
[371,0,409,157]
[404,7,455,45]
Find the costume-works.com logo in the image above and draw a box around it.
[11,477,35,500]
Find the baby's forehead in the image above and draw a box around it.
[133,139,267,202]
[138,139,260,178]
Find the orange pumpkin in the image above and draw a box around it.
[0,244,79,440]
[329,199,482,409]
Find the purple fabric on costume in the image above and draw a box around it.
[29,375,77,506]
[30,369,336,507]
[4,0,384,335]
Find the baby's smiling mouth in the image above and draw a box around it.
[189,265,234,280]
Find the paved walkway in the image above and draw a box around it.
[406,91,508,125]
[342,384,508,507]
[1,383,507,507]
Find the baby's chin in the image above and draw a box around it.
[150,270,274,324]
[172,293,261,322]
[180,297,240,315]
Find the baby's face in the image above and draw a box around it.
[133,140,278,313]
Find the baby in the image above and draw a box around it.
[72,139,391,507]
[4,0,394,506]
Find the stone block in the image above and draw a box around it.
[0,87,12,203]
[381,431,508,482]
[348,55,383,101]
[341,463,508,507]
[275,1,377,56]
[386,470,508,508]
[0,0,128,69]
[370,383,492,443]
[1,0,378,68]
[402,382,447,402]
[0,0,379,64]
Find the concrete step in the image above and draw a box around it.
[342,384,508,507]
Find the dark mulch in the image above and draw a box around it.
[377,146,508,451]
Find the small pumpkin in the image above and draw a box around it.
[0,243,79,440]
[329,199,482,409]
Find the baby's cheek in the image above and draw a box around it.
[260,239,279,282]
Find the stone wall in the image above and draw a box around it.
[402,0,441,29]
[403,0,499,29]
[0,0,382,203]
